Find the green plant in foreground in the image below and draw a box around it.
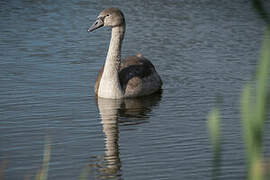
[207,107,221,180]
[207,107,221,159]
[208,28,270,180]
[240,28,270,180]
[33,136,90,180]
[35,137,51,180]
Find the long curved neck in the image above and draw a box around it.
[106,25,125,71]
[98,24,126,99]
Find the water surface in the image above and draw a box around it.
[0,0,269,179]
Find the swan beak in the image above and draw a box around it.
[88,18,104,32]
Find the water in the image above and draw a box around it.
[0,0,269,179]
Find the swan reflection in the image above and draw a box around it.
[89,93,161,179]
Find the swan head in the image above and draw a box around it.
[88,8,125,32]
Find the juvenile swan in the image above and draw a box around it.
[88,8,162,99]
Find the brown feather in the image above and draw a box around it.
[94,55,162,97]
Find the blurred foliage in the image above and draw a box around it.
[207,108,221,158]
[241,27,270,180]
[208,1,270,180]
[252,0,270,25]
[35,137,51,180]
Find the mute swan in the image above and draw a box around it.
[88,8,162,99]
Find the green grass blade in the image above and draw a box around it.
[255,28,270,128]
[207,107,221,156]
[241,85,254,167]
[35,137,51,180]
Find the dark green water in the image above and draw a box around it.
[0,0,269,179]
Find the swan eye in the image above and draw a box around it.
[106,14,110,17]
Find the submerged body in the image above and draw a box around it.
[95,54,162,98]
[89,8,162,99]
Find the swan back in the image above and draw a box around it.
[95,55,162,98]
